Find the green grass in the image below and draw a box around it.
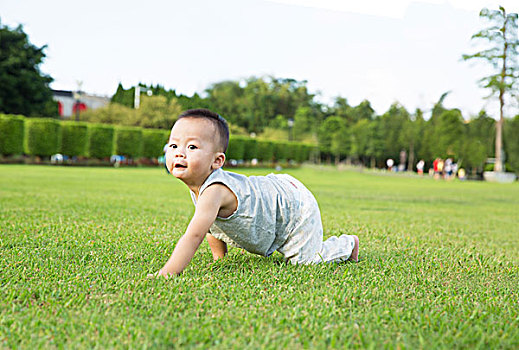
[1,164,518,349]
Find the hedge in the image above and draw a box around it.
[0,114,315,164]
[88,124,114,158]
[257,140,275,162]
[142,129,169,158]
[0,114,25,155]
[24,118,61,157]
[114,126,143,158]
[274,141,289,161]
[226,136,246,160]
[242,138,258,161]
[60,121,88,157]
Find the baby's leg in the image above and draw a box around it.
[349,235,359,262]
[313,234,359,263]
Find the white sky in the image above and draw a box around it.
[1,0,518,119]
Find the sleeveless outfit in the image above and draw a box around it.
[190,168,355,264]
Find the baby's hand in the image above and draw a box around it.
[147,269,166,279]
[147,269,173,279]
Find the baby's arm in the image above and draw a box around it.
[206,234,227,261]
[157,185,225,277]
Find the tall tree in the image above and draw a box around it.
[0,20,56,117]
[463,7,519,172]
[504,115,519,173]
[461,110,495,173]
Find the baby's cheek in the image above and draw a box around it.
[165,148,174,170]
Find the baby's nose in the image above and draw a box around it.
[174,147,185,157]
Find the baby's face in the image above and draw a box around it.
[165,117,222,186]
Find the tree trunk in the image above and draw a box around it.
[495,12,509,173]
[495,32,508,173]
[495,99,504,172]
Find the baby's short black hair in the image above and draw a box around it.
[177,109,229,152]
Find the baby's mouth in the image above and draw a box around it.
[174,164,187,168]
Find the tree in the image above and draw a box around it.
[377,103,410,161]
[431,109,465,159]
[133,95,182,129]
[80,102,137,125]
[463,6,519,172]
[462,111,495,173]
[504,115,519,173]
[0,20,56,117]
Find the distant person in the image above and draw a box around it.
[416,159,425,175]
[398,149,407,172]
[458,168,466,181]
[437,158,444,178]
[433,158,439,179]
[451,161,458,180]
[150,109,359,278]
[444,158,453,180]
[386,158,394,172]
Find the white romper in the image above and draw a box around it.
[190,168,355,264]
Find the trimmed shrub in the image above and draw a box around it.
[114,126,143,158]
[60,121,88,157]
[273,141,289,162]
[88,124,114,158]
[142,129,169,158]
[256,140,275,162]
[227,136,246,160]
[292,143,312,163]
[0,114,25,155]
[242,138,258,161]
[24,118,61,156]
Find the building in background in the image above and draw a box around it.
[52,90,110,118]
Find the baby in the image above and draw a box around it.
[153,109,359,277]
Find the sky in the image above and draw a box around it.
[1,0,518,119]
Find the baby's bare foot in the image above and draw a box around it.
[349,235,359,262]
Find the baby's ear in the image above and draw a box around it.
[212,152,226,170]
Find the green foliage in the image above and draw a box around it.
[292,143,311,163]
[431,109,465,158]
[87,124,114,159]
[461,111,495,170]
[82,95,181,130]
[111,83,206,112]
[114,127,143,158]
[504,115,519,172]
[242,138,258,161]
[293,107,313,137]
[462,7,518,100]
[463,6,518,171]
[256,140,275,162]
[134,95,182,129]
[319,116,350,160]
[60,121,88,157]
[274,141,289,161]
[0,21,55,117]
[377,103,410,160]
[80,102,136,125]
[0,114,24,155]
[206,77,316,133]
[24,118,61,156]
[142,129,169,158]
[226,136,246,160]
[111,83,135,107]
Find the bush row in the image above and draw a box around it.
[224,136,314,162]
[0,114,314,162]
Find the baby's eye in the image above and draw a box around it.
[188,145,198,150]
[169,144,177,149]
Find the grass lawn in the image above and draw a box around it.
[1,164,518,349]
